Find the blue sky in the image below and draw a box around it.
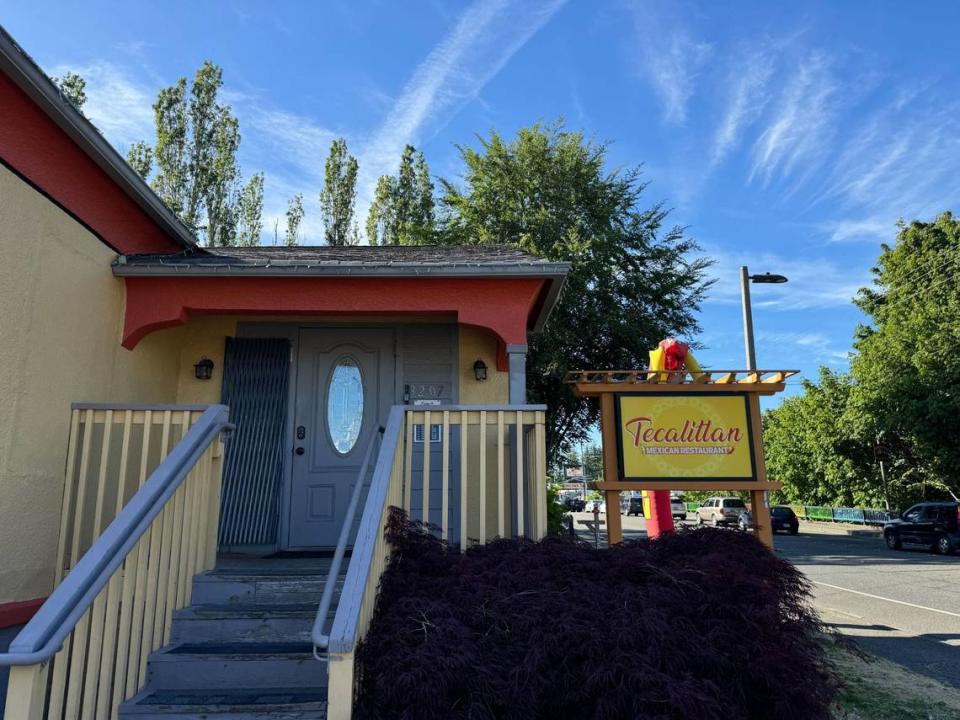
[6,1,960,398]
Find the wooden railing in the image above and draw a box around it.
[325,404,547,720]
[1,404,231,720]
[56,404,210,580]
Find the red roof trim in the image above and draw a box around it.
[0,72,181,255]
[121,275,548,349]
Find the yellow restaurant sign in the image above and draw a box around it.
[615,392,756,481]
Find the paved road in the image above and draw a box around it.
[776,531,960,689]
[570,512,960,688]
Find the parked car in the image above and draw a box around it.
[696,497,747,527]
[670,497,687,521]
[584,499,606,514]
[770,506,800,535]
[738,510,753,532]
[884,502,960,555]
[562,495,586,512]
[626,497,644,516]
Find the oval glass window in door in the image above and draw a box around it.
[327,358,364,454]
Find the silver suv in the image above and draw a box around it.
[696,497,747,527]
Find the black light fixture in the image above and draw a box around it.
[473,359,488,382]
[749,272,789,284]
[194,356,214,380]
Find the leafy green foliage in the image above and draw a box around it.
[53,72,87,110]
[365,144,435,245]
[437,122,711,463]
[129,61,262,246]
[319,138,359,245]
[126,141,153,179]
[764,212,960,508]
[285,193,304,246]
[764,370,880,507]
[235,173,264,247]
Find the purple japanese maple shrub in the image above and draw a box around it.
[354,509,835,720]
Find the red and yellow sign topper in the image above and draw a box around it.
[615,393,756,480]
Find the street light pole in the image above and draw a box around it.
[739,267,788,371]
[740,266,757,371]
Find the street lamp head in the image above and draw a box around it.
[750,272,789,284]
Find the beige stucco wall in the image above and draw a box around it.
[458,326,508,404]
[0,165,188,604]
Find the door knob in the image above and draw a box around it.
[295,447,305,455]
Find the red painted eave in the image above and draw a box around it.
[0,66,184,255]
[121,275,550,349]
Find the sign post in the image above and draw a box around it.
[568,369,797,548]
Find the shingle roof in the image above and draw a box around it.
[114,244,570,276]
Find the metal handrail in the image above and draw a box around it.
[311,424,385,657]
[326,406,405,656]
[0,404,233,666]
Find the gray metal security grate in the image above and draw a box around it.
[219,337,290,546]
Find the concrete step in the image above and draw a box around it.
[118,687,327,719]
[191,571,343,605]
[145,642,327,690]
[170,603,335,643]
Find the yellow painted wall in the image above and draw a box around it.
[458,326,508,404]
[0,165,186,604]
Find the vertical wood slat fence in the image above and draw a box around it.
[326,404,547,720]
[404,407,547,545]
[3,404,228,720]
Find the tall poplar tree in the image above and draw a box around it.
[319,138,359,245]
[365,144,435,245]
[286,193,305,246]
[126,61,262,246]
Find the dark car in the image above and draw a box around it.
[626,497,644,516]
[562,496,586,512]
[770,506,800,535]
[884,502,960,555]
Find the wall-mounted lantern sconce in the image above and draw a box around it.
[473,359,488,382]
[194,357,214,380]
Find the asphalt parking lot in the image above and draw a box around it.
[571,511,960,688]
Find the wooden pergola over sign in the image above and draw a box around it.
[567,369,798,548]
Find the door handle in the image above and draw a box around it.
[295,447,305,455]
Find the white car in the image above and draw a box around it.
[584,499,606,514]
[670,498,687,521]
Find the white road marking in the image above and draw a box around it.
[813,580,960,619]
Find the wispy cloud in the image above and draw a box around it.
[757,331,850,365]
[703,244,868,311]
[815,92,960,242]
[748,52,837,186]
[631,7,711,125]
[711,45,774,167]
[50,61,156,152]
[358,0,566,214]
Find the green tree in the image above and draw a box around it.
[286,193,304,246]
[763,370,877,507]
[54,71,87,110]
[129,61,260,246]
[365,145,435,245]
[235,173,264,246]
[438,122,711,463]
[127,141,152,179]
[319,138,359,245]
[850,212,960,501]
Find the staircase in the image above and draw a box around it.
[119,558,341,719]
